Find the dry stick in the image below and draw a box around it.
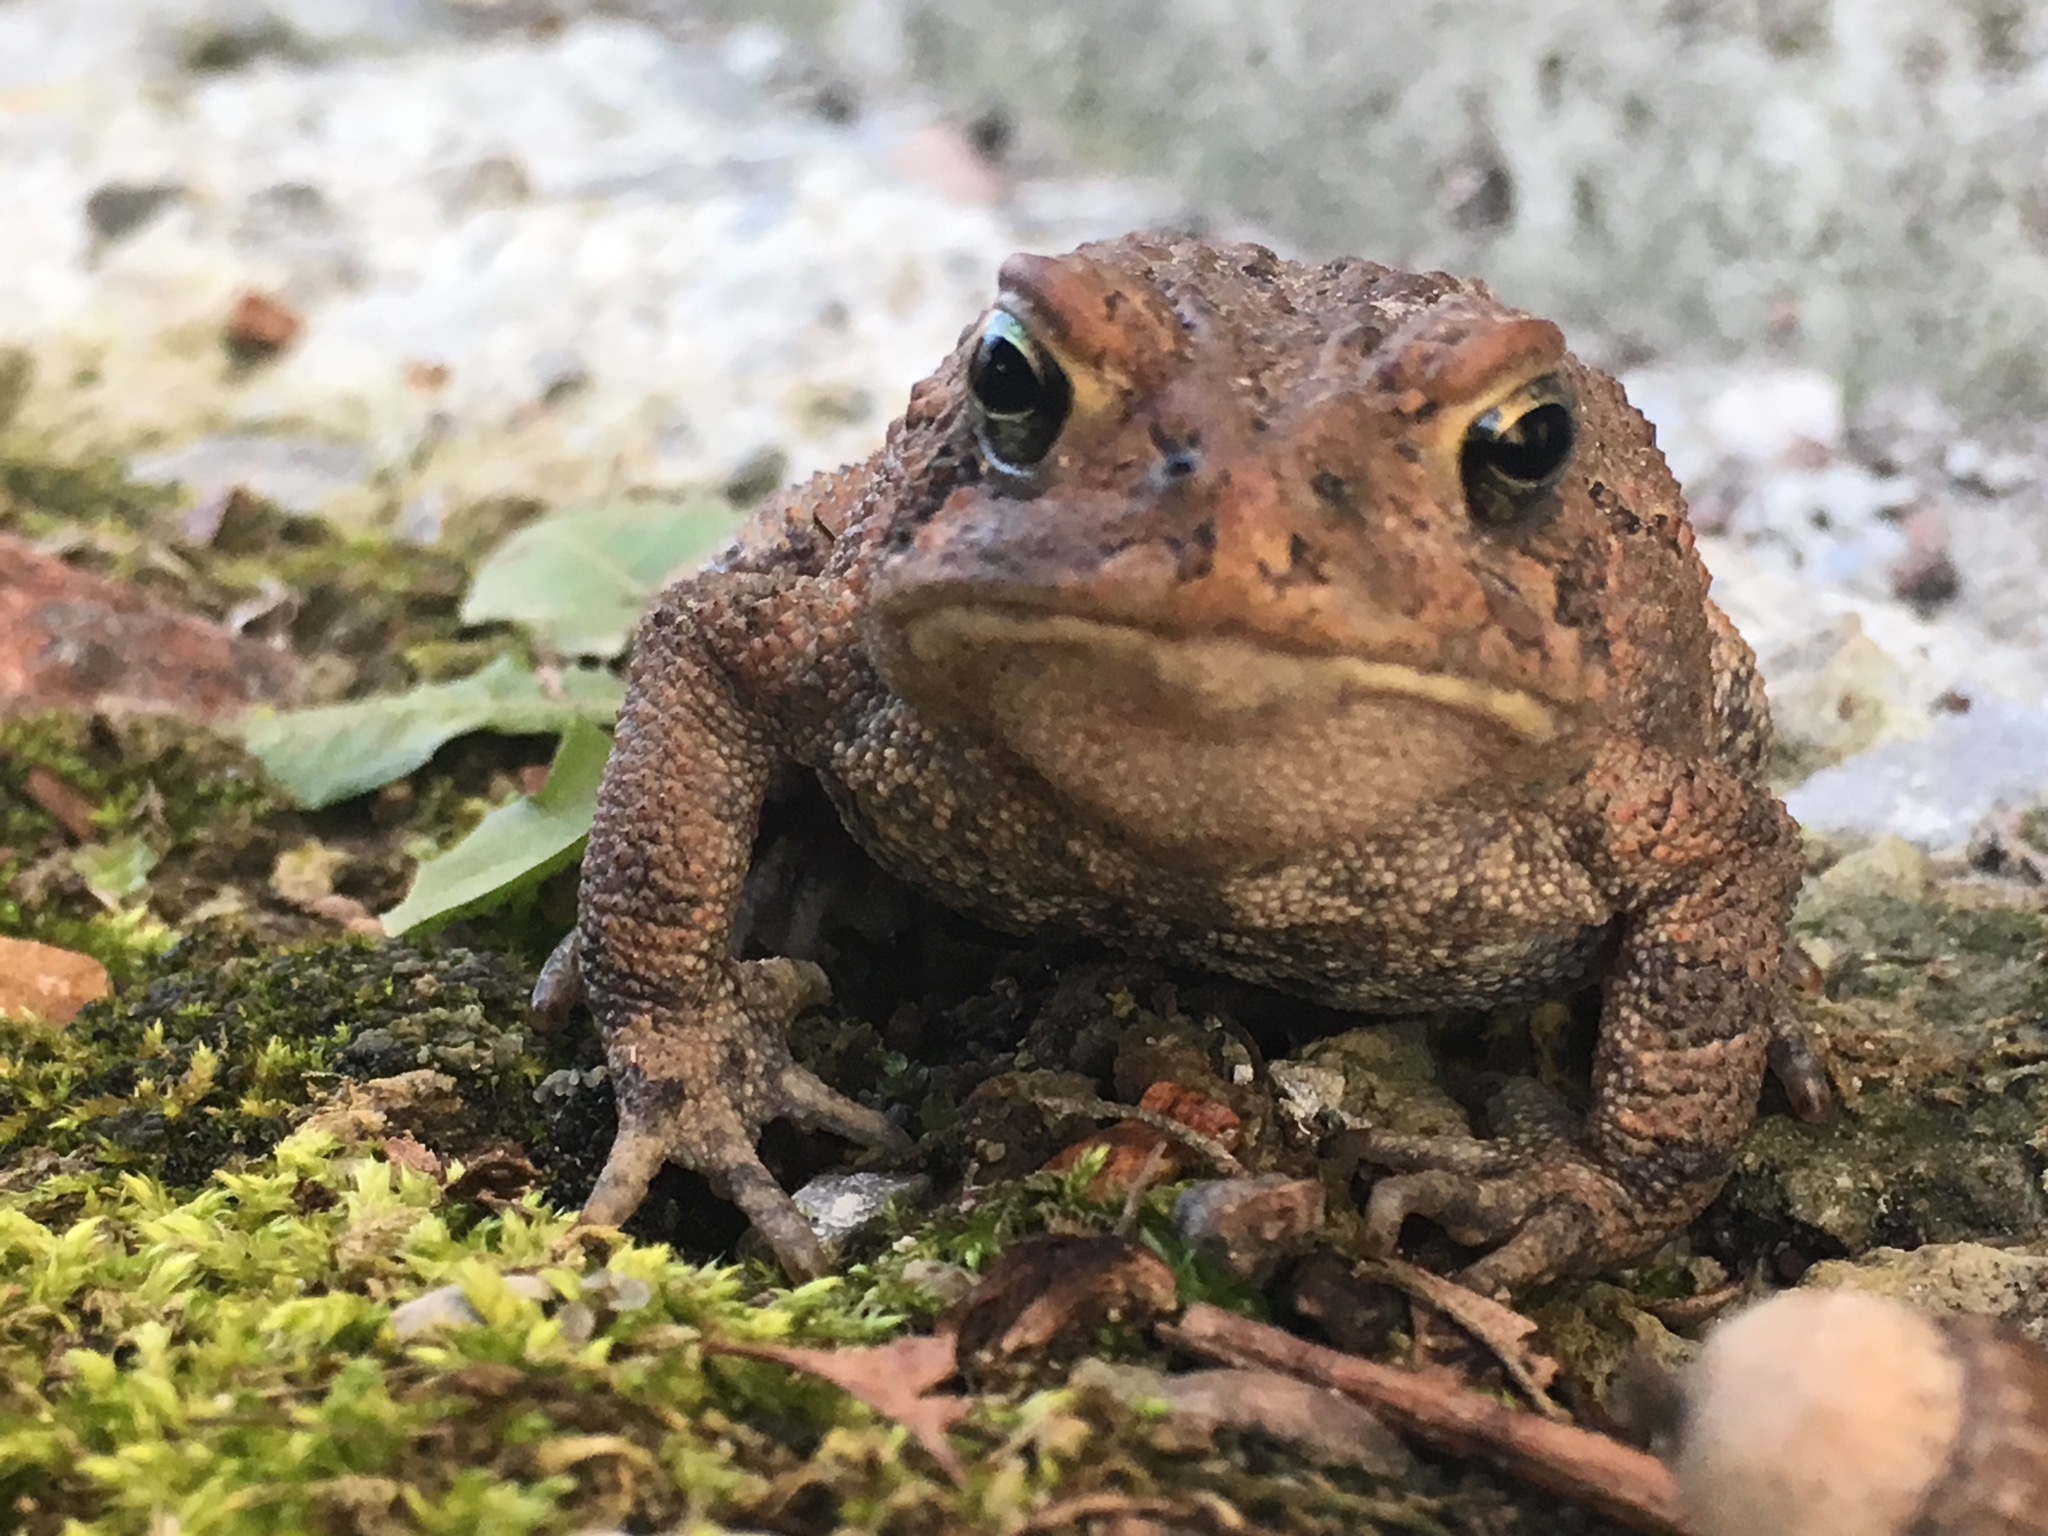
[1160,1302,1691,1536]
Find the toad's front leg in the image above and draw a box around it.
[566,591,910,1280]
[1362,749,1803,1295]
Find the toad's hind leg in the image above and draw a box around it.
[1359,751,1800,1296]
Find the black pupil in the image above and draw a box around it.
[1480,402,1574,483]
[973,336,1046,415]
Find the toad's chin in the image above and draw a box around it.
[875,604,1563,862]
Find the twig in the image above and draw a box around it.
[1159,1302,1689,1536]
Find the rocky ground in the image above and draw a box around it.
[1,5,2045,1536]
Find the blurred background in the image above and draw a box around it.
[2,0,2046,836]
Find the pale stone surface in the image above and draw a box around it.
[732,0,2048,417]
[0,0,1185,524]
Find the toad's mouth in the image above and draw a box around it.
[889,604,1560,744]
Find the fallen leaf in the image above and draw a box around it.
[241,656,620,809]
[0,935,111,1024]
[951,1234,1180,1372]
[708,1331,969,1481]
[70,838,159,908]
[460,500,737,659]
[380,1137,444,1180]
[381,717,610,934]
[444,1145,542,1209]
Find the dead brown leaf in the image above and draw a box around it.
[952,1234,1180,1373]
[444,1145,543,1209]
[706,1330,970,1481]
[380,1136,444,1180]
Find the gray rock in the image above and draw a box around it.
[1801,1244,2048,1343]
[1785,697,2048,849]
[790,1169,931,1249]
[390,1271,554,1340]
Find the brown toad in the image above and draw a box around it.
[536,235,1821,1295]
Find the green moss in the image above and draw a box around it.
[0,448,177,532]
[0,1133,1597,1536]
[0,714,285,983]
[0,937,578,1194]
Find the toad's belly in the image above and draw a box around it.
[817,747,1617,1016]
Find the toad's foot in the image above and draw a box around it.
[582,956,913,1281]
[1357,1079,1679,1297]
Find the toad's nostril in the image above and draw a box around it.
[1150,421,1202,482]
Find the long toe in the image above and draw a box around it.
[777,1062,914,1156]
[579,1118,670,1228]
[724,1154,831,1281]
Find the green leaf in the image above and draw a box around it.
[70,838,160,905]
[460,500,737,658]
[380,718,611,936]
[240,656,623,809]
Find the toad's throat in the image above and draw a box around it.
[897,606,1559,743]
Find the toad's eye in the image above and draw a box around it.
[1460,373,1578,526]
[968,310,1072,471]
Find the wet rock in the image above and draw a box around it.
[135,435,376,522]
[1801,836,1931,918]
[1702,369,1844,468]
[1172,1175,1325,1286]
[1760,616,1929,771]
[1073,1359,1417,1477]
[1706,875,2048,1272]
[1288,1023,1468,1139]
[84,181,186,244]
[897,1258,976,1308]
[1942,440,2036,498]
[0,534,298,718]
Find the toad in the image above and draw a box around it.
[535,236,1822,1295]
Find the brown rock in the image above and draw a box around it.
[224,290,304,361]
[0,935,111,1024]
[0,534,296,718]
